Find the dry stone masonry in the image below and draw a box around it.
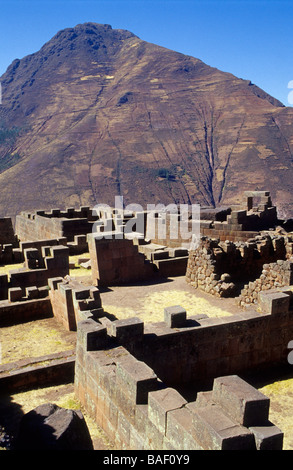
[238,260,293,308]
[186,232,293,299]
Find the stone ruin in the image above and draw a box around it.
[0,190,293,450]
[186,191,293,303]
[200,190,281,238]
[186,232,293,300]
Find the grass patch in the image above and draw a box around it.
[0,318,76,364]
[0,263,25,276]
[69,253,91,278]
[0,152,22,173]
[259,377,293,450]
[103,289,233,323]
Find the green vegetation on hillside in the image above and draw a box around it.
[0,123,23,173]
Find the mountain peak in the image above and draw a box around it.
[0,23,292,219]
[38,21,137,58]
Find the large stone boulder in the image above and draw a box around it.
[14,403,93,450]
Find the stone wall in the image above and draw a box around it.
[48,277,104,331]
[0,217,20,265]
[0,237,69,267]
[15,207,96,243]
[15,213,62,241]
[238,261,293,308]
[0,245,70,299]
[149,191,280,246]
[0,350,75,393]
[74,293,290,450]
[0,274,103,329]
[186,234,293,298]
[130,299,293,386]
[75,339,282,450]
[0,244,22,266]
[0,217,17,246]
[88,232,191,287]
[88,235,155,287]
[19,238,67,261]
[146,212,196,249]
[0,297,53,326]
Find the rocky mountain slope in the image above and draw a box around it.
[0,22,292,219]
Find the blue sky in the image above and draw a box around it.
[0,0,292,106]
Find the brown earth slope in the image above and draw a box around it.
[0,22,292,219]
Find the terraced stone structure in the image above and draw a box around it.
[1,193,293,450]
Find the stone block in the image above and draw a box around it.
[212,375,270,427]
[0,273,8,287]
[12,248,23,263]
[59,283,74,308]
[166,407,201,450]
[98,363,116,397]
[89,307,105,320]
[89,287,102,305]
[169,247,189,257]
[8,287,23,302]
[156,257,189,277]
[116,355,158,404]
[135,404,148,435]
[77,319,108,351]
[106,399,119,435]
[151,250,169,261]
[145,417,165,450]
[247,196,253,211]
[230,210,247,222]
[24,247,39,259]
[26,286,39,299]
[200,220,213,229]
[191,403,255,450]
[164,305,187,328]
[109,317,144,344]
[74,234,87,246]
[192,391,213,408]
[249,423,283,450]
[117,411,131,447]
[129,426,145,450]
[114,385,136,422]
[73,287,91,300]
[24,247,39,268]
[258,291,290,315]
[86,350,114,384]
[148,387,187,434]
[38,286,50,298]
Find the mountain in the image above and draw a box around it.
[0,22,292,219]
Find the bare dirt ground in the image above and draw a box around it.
[1,259,293,450]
